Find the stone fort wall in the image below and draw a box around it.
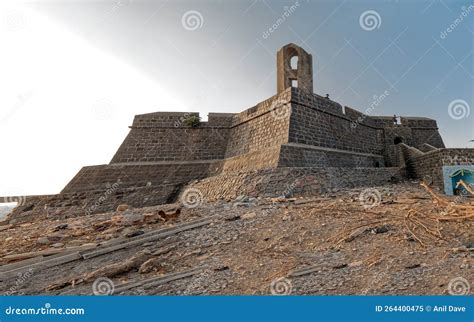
[62,87,445,199]
[401,146,474,191]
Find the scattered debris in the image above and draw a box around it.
[1,182,472,295]
[139,258,163,274]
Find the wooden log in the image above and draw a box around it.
[0,256,44,272]
[0,252,82,281]
[289,265,320,277]
[112,267,202,294]
[82,218,213,260]
[83,250,152,282]
[2,244,97,262]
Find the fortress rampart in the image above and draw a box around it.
[5,43,472,221]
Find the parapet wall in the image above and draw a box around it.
[111,88,292,167]
[289,95,384,156]
[110,112,232,163]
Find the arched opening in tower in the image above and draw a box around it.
[290,55,299,70]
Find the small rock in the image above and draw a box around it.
[37,237,50,245]
[125,230,145,238]
[51,243,64,248]
[405,263,420,269]
[371,225,390,234]
[225,214,241,221]
[54,224,68,231]
[332,263,348,269]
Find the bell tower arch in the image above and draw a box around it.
[277,43,313,93]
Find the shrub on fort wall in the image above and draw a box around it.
[183,115,201,127]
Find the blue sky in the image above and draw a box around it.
[0,0,472,195]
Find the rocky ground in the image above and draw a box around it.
[0,182,472,296]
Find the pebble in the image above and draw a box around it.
[37,237,50,245]
[51,243,64,248]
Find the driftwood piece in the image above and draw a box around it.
[456,180,474,195]
[0,256,44,272]
[2,244,97,262]
[139,258,162,274]
[289,265,320,277]
[0,252,82,281]
[420,182,450,206]
[83,250,153,282]
[82,217,213,260]
[112,267,202,294]
[46,247,174,291]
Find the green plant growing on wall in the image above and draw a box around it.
[183,115,201,127]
